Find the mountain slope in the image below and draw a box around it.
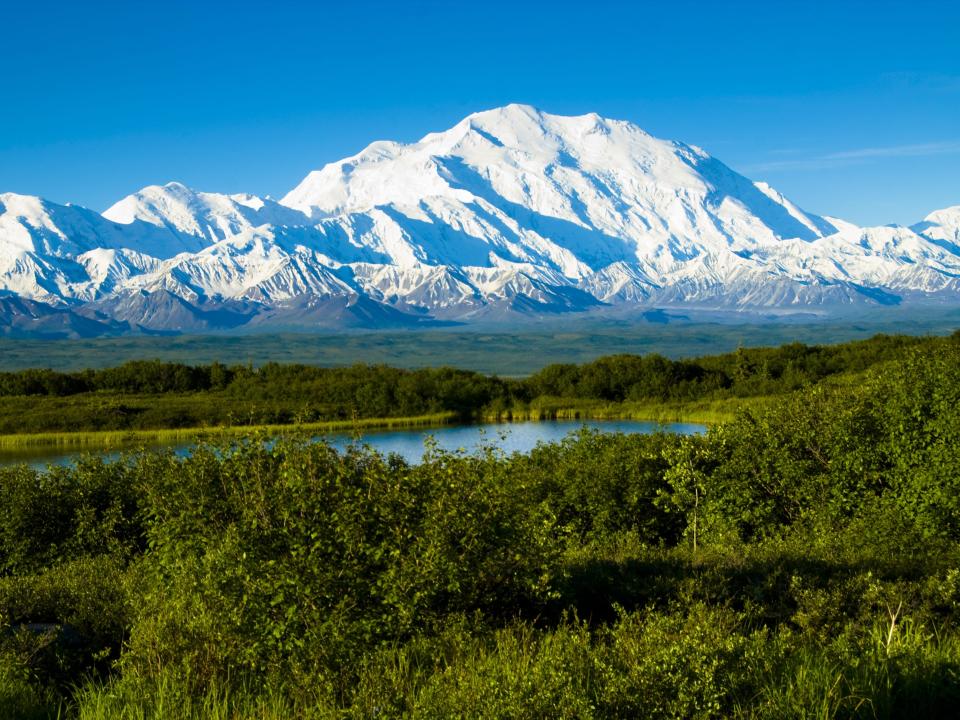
[913,206,960,249]
[1,105,958,335]
[283,104,839,276]
[103,182,311,251]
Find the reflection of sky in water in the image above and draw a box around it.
[1,420,705,471]
[326,420,704,463]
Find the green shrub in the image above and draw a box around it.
[1,333,959,716]
[519,429,682,544]
[0,555,131,691]
[0,457,144,575]
[0,649,62,720]
[121,440,562,688]
[596,604,757,719]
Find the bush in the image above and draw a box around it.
[121,440,562,688]
[0,457,144,575]
[596,604,757,719]
[2,333,960,715]
[0,555,131,691]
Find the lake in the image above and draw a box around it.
[0,419,706,471]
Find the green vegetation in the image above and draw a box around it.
[1,308,959,375]
[0,332,931,455]
[2,333,960,717]
[481,395,762,425]
[0,413,456,453]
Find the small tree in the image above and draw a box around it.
[658,433,718,554]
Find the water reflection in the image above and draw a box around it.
[0,419,705,471]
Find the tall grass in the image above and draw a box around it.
[74,673,297,720]
[0,412,458,452]
[746,615,960,719]
[484,396,770,425]
[0,654,63,720]
[56,611,960,719]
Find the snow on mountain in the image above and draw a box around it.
[726,225,960,305]
[0,192,191,302]
[278,104,960,313]
[103,182,311,253]
[1,104,959,334]
[78,248,161,292]
[913,206,960,247]
[0,190,228,262]
[126,231,357,304]
[282,104,839,278]
[1,193,127,258]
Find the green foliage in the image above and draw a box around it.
[0,456,144,574]
[0,649,63,720]
[596,604,757,719]
[0,331,936,437]
[73,670,298,720]
[748,614,960,719]
[0,556,131,694]
[0,363,510,434]
[522,332,926,405]
[2,331,960,716]
[876,342,960,540]
[518,429,682,544]
[652,337,960,548]
[122,440,561,689]
[369,620,597,720]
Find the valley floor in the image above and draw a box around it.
[2,312,959,374]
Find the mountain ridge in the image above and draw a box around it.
[1,104,958,336]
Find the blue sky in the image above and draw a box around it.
[1,0,958,225]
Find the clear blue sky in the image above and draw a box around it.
[2,0,958,226]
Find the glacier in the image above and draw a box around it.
[1,104,959,336]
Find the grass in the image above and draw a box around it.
[0,412,459,452]
[0,655,63,720]
[48,611,960,719]
[0,396,755,456]
[73,674,297,720]
[485,395,771,425]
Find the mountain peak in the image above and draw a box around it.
[465,104,613,129]
[913,205,960,244]
[465,103,545,125]
[2,108,959,335]
[281,106,834,251]
[454,105,626,147]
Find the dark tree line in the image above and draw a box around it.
[0,332,932,405]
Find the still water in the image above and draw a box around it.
[0,419,705,471]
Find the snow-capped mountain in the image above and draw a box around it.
[1,104,958,336]
[912,206,960,248]
[103,182,311,250]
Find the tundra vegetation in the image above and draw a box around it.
[0,332,926,439]
[2,333,960,718]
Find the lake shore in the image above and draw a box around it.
[482,395,766,425]
[0,412,459,452]
[0,396,759,455]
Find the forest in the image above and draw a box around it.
[0,332,928,435]
[2,332,960,718]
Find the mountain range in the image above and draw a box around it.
[2,103,959,337]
